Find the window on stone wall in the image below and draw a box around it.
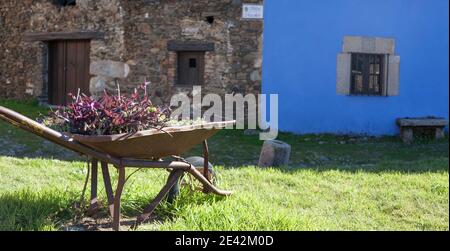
[167,40,214,86]
[177,52,205,86]
[337,36,400,96]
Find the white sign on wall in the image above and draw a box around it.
[242,4,264,19]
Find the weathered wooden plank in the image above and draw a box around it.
[24,31,104,42]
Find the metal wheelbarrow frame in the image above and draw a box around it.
[0,106,234,231]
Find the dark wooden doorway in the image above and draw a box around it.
[177,52,205,86]
[48,40,91,105]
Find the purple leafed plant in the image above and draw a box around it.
[43,85,171,135]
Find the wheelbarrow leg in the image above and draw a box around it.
[101,162,115,218]
[203,140,210,181]
[113,167,126,231]
[87,159,99,216]
[135,169,184,226]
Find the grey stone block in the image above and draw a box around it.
[396,117,448,127]
[250,70,261,81]
[436,128,445,140]
[376,38,395,55]
[258,140,291,167]
[387,55,400,96]
[343,36,395,55]
[89,76,108,96]
[343,36,362,53]
[90,60,130,79]
[400,127,414,144]
[336,53,351,95]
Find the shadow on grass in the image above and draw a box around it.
[60,188,225,231]
[0,134,83,161]
[0,190,77,231]
[128,193,227,231]
[0,184,223,231]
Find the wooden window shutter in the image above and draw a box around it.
[177,52,205,86]
[336,53,351,95]
[387,55,400,96]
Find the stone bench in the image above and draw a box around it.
[396,117,448,144]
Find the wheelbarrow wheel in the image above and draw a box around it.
[167,156,215,203]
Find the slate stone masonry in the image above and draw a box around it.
[0,0,264,106]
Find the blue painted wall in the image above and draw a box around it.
[262,0,449,135]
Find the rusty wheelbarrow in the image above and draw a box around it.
[0,106,234,230]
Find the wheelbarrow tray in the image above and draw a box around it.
[72,121,235,159]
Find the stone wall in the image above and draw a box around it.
[120,0,264,105]
[0,0,125,100]
[0,0,263,105]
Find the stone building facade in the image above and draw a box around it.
[0,0,263,106]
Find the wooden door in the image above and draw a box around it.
[48,40,90,105]
[177,52,205,86]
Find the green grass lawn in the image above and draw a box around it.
[0,99,448,231]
